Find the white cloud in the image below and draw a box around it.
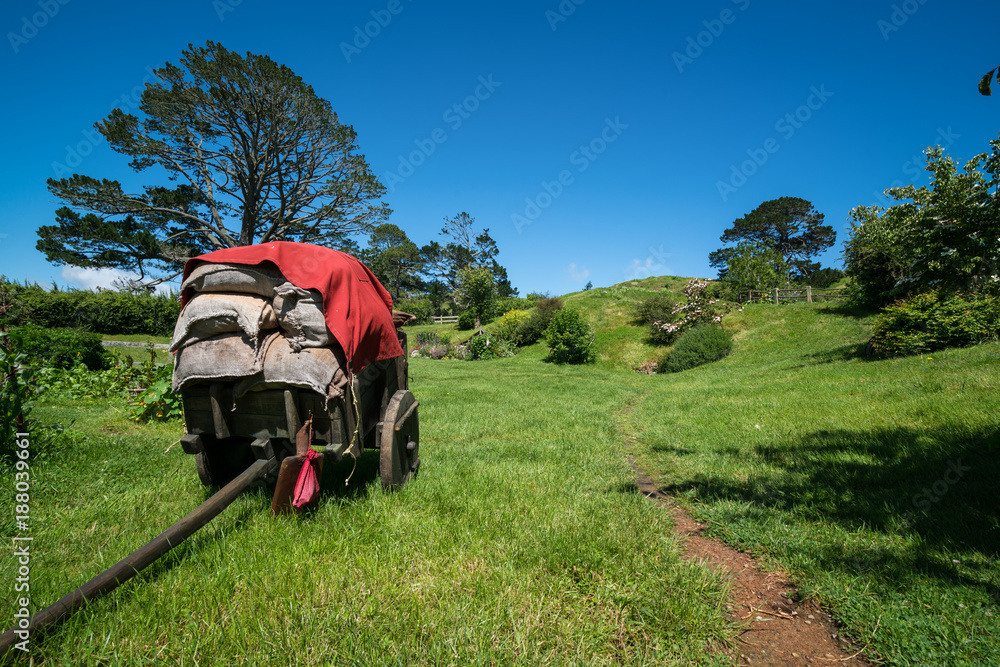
[624,257,668,280]
[59,266,175,294]
[567,263,590,281]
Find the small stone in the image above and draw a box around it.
[807,614,815,619]
[826,654,835,659]
[792,653,800,658]
[805,620,812,625]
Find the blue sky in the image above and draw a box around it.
[1,0,997,296]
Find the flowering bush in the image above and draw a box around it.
[410,331,454,359]
[651,279,737,344]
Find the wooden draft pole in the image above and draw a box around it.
[0,457,277,656]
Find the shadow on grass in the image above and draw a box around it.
[660,424,999,592]
[818,303,879,319]
[797,343,870,365]
[322,449,381,499]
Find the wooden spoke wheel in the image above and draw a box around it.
[380,390,419,490]
[195,436,256,487]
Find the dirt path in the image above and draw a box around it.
[634,470,870,666]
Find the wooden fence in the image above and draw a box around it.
[738,287,846,305]
[430,315,460,324]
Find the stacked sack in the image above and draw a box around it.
[170,262,350,403]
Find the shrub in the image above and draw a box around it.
[868,288,1000,357]
[129,363,183,421]
[1,329,37,463]
[632,293,677,327]
[492,309,531,344]
[543,308,595,364]
[516,297,564,346]
[465,332,515,360]
[457,309,476,330]
[659,324,733,373]
[514,316,546,346]
[535,296,564,321]
[394,297,432,324]
[10,324,111,371]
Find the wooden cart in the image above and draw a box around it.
[177,328,419,493]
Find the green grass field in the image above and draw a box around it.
[1,280,996,665]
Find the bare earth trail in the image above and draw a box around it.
[634,469,869,666]
[616,395,868,665]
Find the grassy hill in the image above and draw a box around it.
[5,277,997,665]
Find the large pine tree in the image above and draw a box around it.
[709,197,835,281]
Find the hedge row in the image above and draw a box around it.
[0,280,181,337]
[7,324,113,371]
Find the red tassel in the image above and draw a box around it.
[291,449,321,509]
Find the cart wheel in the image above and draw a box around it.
[195,437,256,487]
[380,390,419,490]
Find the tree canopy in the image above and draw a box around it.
[39,41,389,286]
[420,212,504,292]
[722,241,790,293]
[361,223,422,301]
[709,197,835,281]
[844,138,1000,307]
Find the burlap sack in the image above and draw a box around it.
[182,261,287,298]
[172,332,268,392]
[272,282,333,351]
[235,334,349,402]
[169,293,278,352]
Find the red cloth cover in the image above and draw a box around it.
[291,449,321,509]
[181,242,403,371]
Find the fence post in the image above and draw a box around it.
[807,285,812,304]
[774,288,779,305]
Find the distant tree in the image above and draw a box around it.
[420,212,516,300]
[798,267,845,288]
[584,280,593,291]
[38,41,389,287]
[361,224,422,300]
[491,260,519,298]
[455,266,496,326]
[710,197,835,281]
[722,241,790,293]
